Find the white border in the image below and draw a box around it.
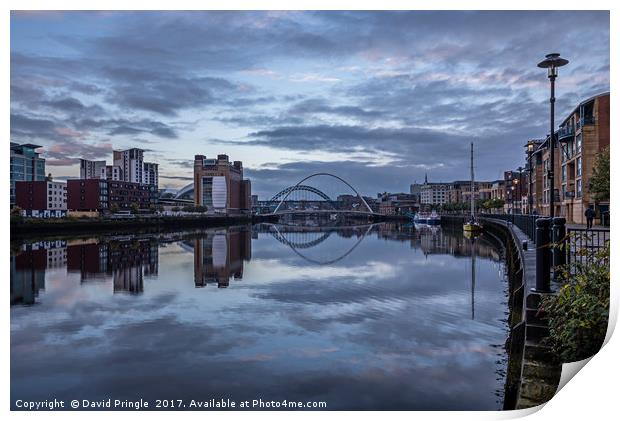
[3,2,616,420]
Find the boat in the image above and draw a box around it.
[414,210,441,225]
[463,142,483,234]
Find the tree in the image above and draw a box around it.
[148,204,157,214]
[171,206,180,212]
[130,202,140,214]
[110,204,120,213]
[195,205,207,213]
[589,147,609,202]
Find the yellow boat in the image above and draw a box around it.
[463,221,483,232]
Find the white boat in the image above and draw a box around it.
[414,210,441,225]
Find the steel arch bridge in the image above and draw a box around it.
[269,184,333,203]
[271,173,374,214]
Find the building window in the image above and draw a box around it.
[561,165,566,182]
[201,177,213,206]
[576,179,582,198]
[576,133,582,154]
[577,157,582,177]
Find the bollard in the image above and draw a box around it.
[552,217,566,280]
[533,218,552,293]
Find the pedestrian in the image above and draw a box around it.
[585,206,595,229]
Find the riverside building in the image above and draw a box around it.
[193,154,252,214]
[527,92,609,224]
[10,143,46,206]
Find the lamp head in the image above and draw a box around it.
[537,53,569,78]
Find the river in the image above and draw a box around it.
[11,222,509,410]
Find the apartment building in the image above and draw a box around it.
[15,180,67,217]
[79,159,107,179]
[528,92,610,223]
[420,182,451,206]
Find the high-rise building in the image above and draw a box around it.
[113,148,144,184]
[79,159,107,179]
[143,162,159,187]
[10,143,46,206]
[104,165,123,181]
[193,154,251,213]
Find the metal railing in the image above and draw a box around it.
[481,213,537,241]
[566,227,610,269]
[558,125,575,140]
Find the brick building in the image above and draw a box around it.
[67,179,109,212]
[193,154,251,213]
[15,180,67,217]
[528,92,609,223]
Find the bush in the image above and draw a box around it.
[542,240,610,362]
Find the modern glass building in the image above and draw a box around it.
[10,142,46,206]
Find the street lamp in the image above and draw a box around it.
[538,53,569,218]
[517,166,524,215]
[526,141,536,215]
[510,185,516,223]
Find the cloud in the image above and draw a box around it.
[10,11,609,190]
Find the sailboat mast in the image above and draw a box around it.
[470,142,475,218]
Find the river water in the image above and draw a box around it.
[11,222,509,410]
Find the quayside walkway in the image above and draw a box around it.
[479,217,562,409]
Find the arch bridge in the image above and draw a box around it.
[268,173,375,215]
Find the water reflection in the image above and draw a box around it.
[192,227,252,288]
[11,223,508,410]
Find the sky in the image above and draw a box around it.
[10,10,610,198]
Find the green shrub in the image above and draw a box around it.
[543,240,610,362]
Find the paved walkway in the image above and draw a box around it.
[566,223,610,231]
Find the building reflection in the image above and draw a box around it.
[11,240,66,305]
[12,223,497,307]
[376,223,500,261]
[66,238,158,294]
[194,227,251,288]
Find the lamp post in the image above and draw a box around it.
[538,53,569,218]
[526,141,536,215]
[510,185,516,224]
[517,166,524,215]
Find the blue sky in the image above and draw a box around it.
[10,11,609,198]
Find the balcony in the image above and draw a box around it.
[557,125,575,142]
[580,115,596,126]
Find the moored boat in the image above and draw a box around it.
[463,142,483,234]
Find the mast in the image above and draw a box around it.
[470,142,475,219]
